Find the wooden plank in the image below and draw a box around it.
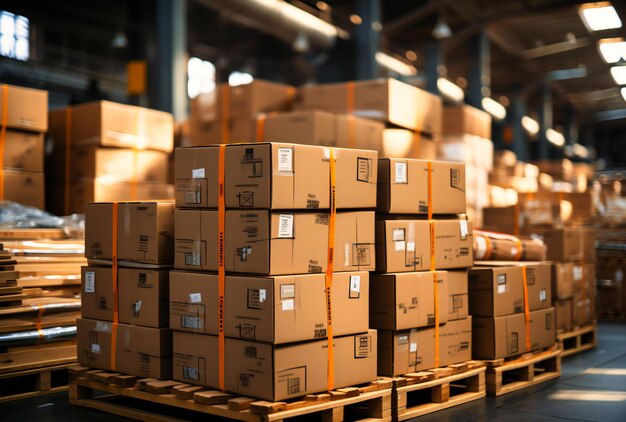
[145,380,183,395]
[193,390,235,405]
[398,391,486,420]
[113,375,138,388]
[175,385,205,401]
[0,345,76,374]
[228,396,256,411]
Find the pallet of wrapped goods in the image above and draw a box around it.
[473,230,547,261]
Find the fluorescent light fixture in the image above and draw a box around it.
[437,78,464,102]
[375,52,417,76]
[521,116,540,136]
[579,2,622,31]
[546,128,565,147]
[598,38,626,63]
[572,143,590,158]
[610,65,626,84]
[187,57,216,99]
[481,97,506,120]
[621,86,626,101]
[228,71,254,87]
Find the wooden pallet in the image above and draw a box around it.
[557,324,597,358]
[392,361,486,421]
[0,363,73,402]
[484,346,561,396]
[69,367,392,421]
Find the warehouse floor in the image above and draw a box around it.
[2,321,625,421]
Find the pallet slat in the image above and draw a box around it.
[558,324,597,358]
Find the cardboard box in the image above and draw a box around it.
[555,299,572,332]
[468,266,524,317]
[369,271,448,330]
[3,130,44,172]
[227,80,295,119]
[376,218,473,273]
[448,270,469,321]
[472,307,555,359]
[533,159,574,181]
[85,201,175,263]
[47,147,169,183]
[173,209,218,271]
[225,143,378,209]
[174,146,220,208]
[49,101,174,152]
[438,135,494,172]
[377,317,472,376]
[81,266,113,321]
[172,330,377,401]
[572,296,594,327]
[3,170,44,209]
[169,270,369,342]
[442,105,491,139]
[76,318,172,378]
[552,262,574,299]
[582,227,596,261]
[534,227,583,261]
[377,159,466,214]
[299,79,442,134]
[0,84,48,131]
[380,129,437,160]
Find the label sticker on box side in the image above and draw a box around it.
[398,335,409,345]
[406,242,415,252]
[185,191,201,205]
[189,293,202,303]
[410,343,417,353]
[91,344,100,353]
[281,284,295,299]
[259,289,266,303]
[84,271,95,293]
[183,366,199,380]
[392,228,405,241]
[357,157,371,182]
[278,214,294,238]
[498,284,506,294]
[395,162,407,184]
[574,266,582,281]
[134,300,142,316]
[282,299,294,311]
[540,289,547,302]
[192,168,205,179]
[181,315,202,329]
[278,148,293,172]
[459,220,469,240]
[350,276,361,293]
[395,241,406,251]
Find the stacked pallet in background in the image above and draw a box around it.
[78,200,175,379]
[45,101,175,215]
[0,84,48,209]
[171,143,378,401]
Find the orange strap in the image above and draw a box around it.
[64,108,72,215]
[256,114,266,142]
[484,234,493,260]
[0,84,8,200]
[221,86,230,143]
[217,145,226,390]
[521,265,531,351]
[513,237,524,261]
[35,305,45,341]
[347,82,355,114]
[347,115,356,149]
[513,203,520,237]
[111,202,119,370]
[427,161,439,367]
[325,148,337,391]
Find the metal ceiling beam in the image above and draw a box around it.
[521,38,591,60]
[382,1,438,36]
[595,109,626,121]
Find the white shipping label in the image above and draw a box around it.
[406,242,415,252]
[278,148,293,172]
[282,299,294,311]
[189,293,202,303]
[91,344,101,354]
[350,276,361,293]
[574,266,583,281]
[475,236,487,259]
[134,300,142,313]
[278,214,294,238]
[410,343,417,353]
[497,284,506,294]
[540,289,547,302]
[192,168,205,179]
[395,162,407,183]
[395,241,406,251]
[259,289,266,303]
[323,148,331,160]
[459,220,469,239]
[392,228,405,241]
[84,271,95,293]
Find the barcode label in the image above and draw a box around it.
[288,378,301,395]
[450,168,460,188]
[278,148,293,172]
[84,271,95,293]
[192,168,205,179]
[183,366,199,380]
[181,315,201,329]
[395,162,407,183]
[278,214,294,238]
[185,253,201,266]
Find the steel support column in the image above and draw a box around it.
[510,92,528,161]
[468,31,490,109]
[538,82,552,159]
[565,107,578,146]
[425,41,441,95]
[355,0,381,80]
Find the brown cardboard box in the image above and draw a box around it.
[380,129,437,160]
[169,270,369,342]
[552,262,574,299]
[582,227,596,261]
[174,146,220,208]
[81,266,113,321]
[555,299,573,332]
[533,159,574,181]
[118,268,169,328]
[47,147,169,183]
[377,159,466,214]
[3,130,44,172]
[468,266,524,317]
[85,201,175,263]
[377,317,472,376]
[572,295,594,327]
[172,330,377,401]
[3,170,44,209]
[442,105,491,139]
[533,227,583,262]
[49,101,174,152]
[173,209,217,271]
[225,143,378,209]
[76,318,172,378]
[370,271,448,330]
[299,79,442,134]
[228,80,295,120]
[335,114,385,150]
[448,270,469,321]
[376,218,473,273]
[472,307,555,359]
[0,84,48,132]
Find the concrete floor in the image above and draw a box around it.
[2,321,625,421]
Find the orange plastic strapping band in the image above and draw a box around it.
[256,114,266,142]
[521,265,531,351]
[0,84,8,200]
[221,86,230,143]
[64,108,72,215]
[35,305,45,341]
[347,82,355,114]
[513,237,524,261]
[427,161,439,367]
[217,144,226,391]
[325,148,337,391]
[483,234,493,260]
[111,202,119,371]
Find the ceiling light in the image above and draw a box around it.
[481,97,507,121]
[620,86,626,101]
[405,50,417,61]
[599,38,626,63]
[350,14,362,25]
[375,52,417,76]
[579,2,622,31]
[437,78,464,102]
[572,143,590,158]
[316,1,329,11]
[546,128,565,147]
[522,116,540,136]
[610,65,626,84]
[432,14,452,39]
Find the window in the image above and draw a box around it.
[0,11,29,61]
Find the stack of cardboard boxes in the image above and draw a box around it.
[374,159,474,375]
[0,84,48,209]
[46,101,175,215]
[171,143,378,401]
[78,200,175,379]
[437,105,494,228]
